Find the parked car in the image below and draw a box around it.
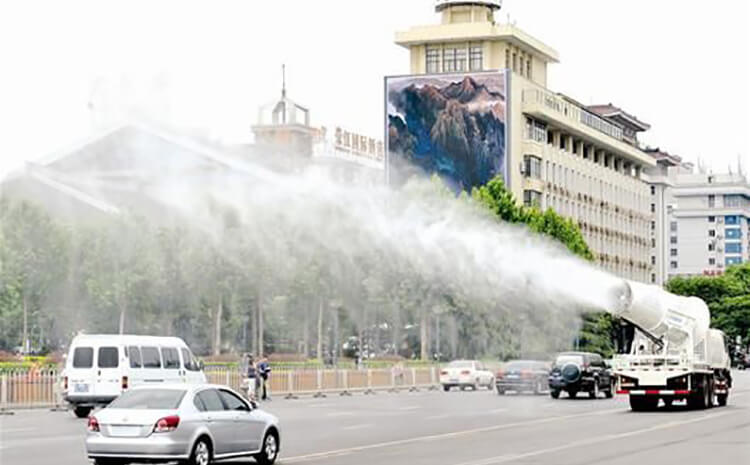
[548,352,614,399]
[86,384,280,465]
[495,360,550,395]
[439,360,495,391]
[63,334,206,418]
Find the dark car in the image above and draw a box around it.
[495,360,550,395]
[548,352,614,399]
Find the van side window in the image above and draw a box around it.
[98,347,119,368]
[181,348,200,372]
[162,348,180,369]
[129,346,142,368]
[73,347,94,368]
[141,347,162,369]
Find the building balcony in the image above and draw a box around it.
[522,88,655,168]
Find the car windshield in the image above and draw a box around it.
[555,355,584,366]
[108,389,186,410]
[448,361,473,368]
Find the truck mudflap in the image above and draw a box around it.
[617,389,691,396]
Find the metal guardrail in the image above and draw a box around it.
[0,367,440,411]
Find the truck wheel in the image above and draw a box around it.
[717,393,728,407]
[550,389,560,399]
[687,384,708,410]
[604,380,614,399]
[74,406,92,418]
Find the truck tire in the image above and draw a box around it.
[605,380,614,399]
[74,406,92,418]
[717,393,728,406]
[629,396,658,411]
[687,378,710,410]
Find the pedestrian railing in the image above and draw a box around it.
[0,366,439,411]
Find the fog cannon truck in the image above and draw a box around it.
[610,280,732,411]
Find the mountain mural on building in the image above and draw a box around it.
[386,72,507,191]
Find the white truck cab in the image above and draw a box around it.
[62,334,206,417]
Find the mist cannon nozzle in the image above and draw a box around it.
[610,280,633,316]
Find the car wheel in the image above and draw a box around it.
[187,437,212,465]
[442,385,450,392]
[717,393,728,407]
[255,430,279,465]
[74,406,92,418]
[496,387,505,395]
[604,382,614,399]
[567,389,578,399]
[533,380,544,395]
[589,380,600,399]
[550,390,560,399]
[487,379,495,391]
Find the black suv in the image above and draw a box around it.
[548,352,614,399]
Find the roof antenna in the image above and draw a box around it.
[282,64,287,99]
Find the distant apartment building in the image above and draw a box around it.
[646,148,750,284]
[394,0,654,281]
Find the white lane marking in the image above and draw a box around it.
[2,434,82,449]
[426,413,454,420]
[0,427,35,433]
[326,411,356,417]
[455,409,742,465]
[342,423,374,431]
[282,407,623,463]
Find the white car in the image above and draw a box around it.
[440,360,495,391]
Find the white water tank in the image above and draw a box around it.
[612,281,710,350]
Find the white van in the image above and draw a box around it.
[62,334,206,418]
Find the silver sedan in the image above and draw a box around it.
[85,384,280,465]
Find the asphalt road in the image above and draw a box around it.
[2,371,749,465]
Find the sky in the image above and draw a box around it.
[0,0,748,179]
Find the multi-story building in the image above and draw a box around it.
[646,148,750,284]
[394,0,655,281]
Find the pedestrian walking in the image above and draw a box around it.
[241,353,260,401]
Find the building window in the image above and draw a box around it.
[518,56,524,76]
[651,274,656,283]
[426,46,441,74]
[709,229,716,237]
[523,155,542,179]
[651,256,656,265]
[708,194,715,208]
[559,135,566,151]
[670,236,678,244]
[523,190,542,208]
[725,256,743,267]
[726,228,742,239]
[512,52,517,71]
[526,59,532,79]
[650,203,655,213]
[724,195,743,208]
[442,46,466,72]
[670,261,678,269]
[670,249,678,257]
[505,49,511,70]
[708,216,716,223]
[708,243,715,252]
[726,215,740,225]
[650,185,656,195]
[525,117,547,143]
[651,238,656,247]
[670,221,678,232]
[709,258,716,266]
[469,42,483,70]
[726,243,743,254]
[651,221,656,231]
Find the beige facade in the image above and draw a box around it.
[395,1,655,282]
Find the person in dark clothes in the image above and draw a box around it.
[258,357,271,400]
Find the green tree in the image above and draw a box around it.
[667,263,750,346]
